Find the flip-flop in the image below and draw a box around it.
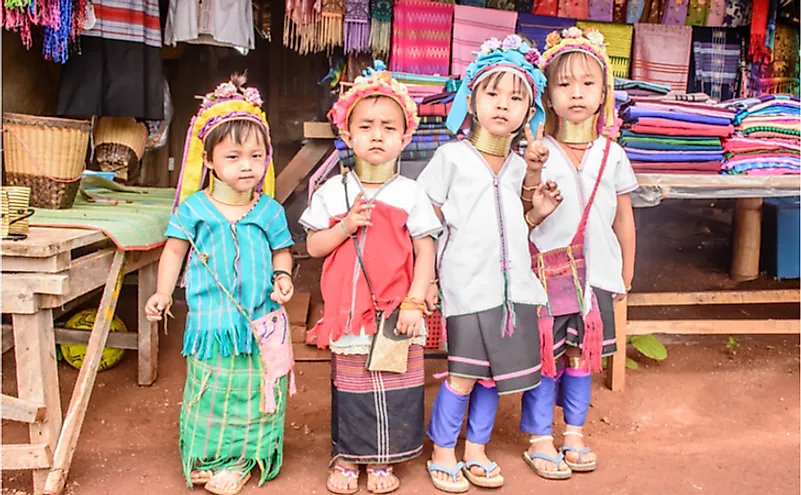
[562,431,597,472]
[523,451,572,480]
[426,461,470,493]
[204,471,251,495]
[327,464,360,495]
[367,466,400,494]
[190,469,214,486]
[462,460,504,488]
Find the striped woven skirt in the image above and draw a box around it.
[179,348,287,487]
[330,345,425,465]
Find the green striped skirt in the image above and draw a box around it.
[179,348,287,487]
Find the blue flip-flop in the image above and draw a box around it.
[463,460,504,488]
[562,431,597,472]
[426,461,470,493]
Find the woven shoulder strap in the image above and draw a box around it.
[572,138,613,244]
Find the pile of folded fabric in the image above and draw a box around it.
[618,95,735,174]
[720,95,801,175]
[337,91,456,170]
[614,77,671,97]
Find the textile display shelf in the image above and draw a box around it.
[607,175,801,392]
[1,188,174,495]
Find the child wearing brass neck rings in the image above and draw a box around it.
[417,35,562,493]
[520,27,638,481]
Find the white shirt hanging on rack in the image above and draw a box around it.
[164,0,256,51]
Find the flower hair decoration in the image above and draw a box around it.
[173,73,275,209]
[446,34,547,135]
[540,27,616,137]
[328,60,420,135]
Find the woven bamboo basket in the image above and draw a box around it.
[3,113,90,209]
[93,117,148,183]
[1,186,33,239]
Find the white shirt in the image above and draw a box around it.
[300,173,442,353]
[417,141,548,318]
[530,136,638,303]
[165,0,255,50]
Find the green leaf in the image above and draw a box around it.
[631,334,668,361]
[727,336,740,350]
[625,357,640,369]
[601,356,608,369]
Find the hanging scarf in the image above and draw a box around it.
[686,0,710,25]
[626,0,645,22]
[558,0,589,19]
[688,27,741,101]
[461,0,488,7]
[765,0,778,54]
[662,0,690,24]
[724,0,751,26]
[391,0,455,76]
[588,0,613,20]
[641,0,665,23]
[488,0,516,10]
[370,0,392,58]
[749,0,770,62]
[516,13,575,52]
[516,0,533,13]
[345,0,370,53]
[613,0,627,21]
[284,0,320,54]
[42,0,73,63]
[778,0,799,23]
[707,0,726,25]
[533,0,558,16]
[320,0,345,52]
[631,24,693,92]
[577,21,633,78]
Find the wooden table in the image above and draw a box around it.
[605,174,801,392]
[1,227,163,495]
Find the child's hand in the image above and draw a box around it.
[270,275,294,305]
[342,192,373,235]
[424,282,439,315]
[524,123,549,174]
[396,309,422,337]
[528,180,563,226]
[622,267,634,293]
[145,293,172,322]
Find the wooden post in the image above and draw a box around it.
[731,198,763,282]
[605,295,628,392]
[12,310,62,495]
[44,251,127,495]
[137,262,159,386]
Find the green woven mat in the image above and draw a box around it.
[30,187,175,251]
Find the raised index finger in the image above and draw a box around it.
[535,123,544,142]
[524,123,535,144]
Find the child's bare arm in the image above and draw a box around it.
[272,247,293,274]
[410,236,436,301]
[271,247,294,304]
[307,192,372,258]
[145,237,189,321]
[613,193,636,292]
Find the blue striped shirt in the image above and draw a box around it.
[165,191,293,358]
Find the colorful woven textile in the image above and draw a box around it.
[370,0,393,57]
[517,14,576,52]
[632,24,693,92]
[626,0,646,22]
[641,0,665,23]
[320,0,345,51]
[707,0,727,25]
[516,0,534,12]
[688,27,741,102]
[613,0,628,21]
[345,0,371,53]
[724,0,751,26]
[451,5,517,76]
[558,0,589,19]
[576,21,633,78]
[390,0,454,75]
[284,0,321,54]
[686,0,710,25]
[588,0,613,20]
[460,0,488,7]
[488,0,516,9]
[662,0,689,24]
[533,0,558,16]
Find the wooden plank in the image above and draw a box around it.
[606,295,628,392]
[12,310,62,493]
[627,319,800,336]
[2,251,71,274]
[286,292,311,326]
[306,302,324,346]
[2,273,69,296]
[635,174,801,192]
[293,342,331,362]
[290,324,307,344]
[274,141,332,204]
[2,282,39,314]
[2,444,52,470]
[1,227,106,258]
[39,247,162,309]
[44,251,126,495]
[1,394,46,423]
[54,328,139,350]
[137,262,159,386]
[628,290,801,307]
[304,121,336,139]
[3,323,13,354]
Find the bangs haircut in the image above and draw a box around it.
[543,51,608,136]
[346,95,408,133]
[469,70,533,145]
[203,119,268,156]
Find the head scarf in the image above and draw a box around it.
[174,75,274,210]
[540,26,616,137]
[446,34,547,134]
[328,60,420,135]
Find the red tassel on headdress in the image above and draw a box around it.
[580,308,604,373]
[538,311,556,378]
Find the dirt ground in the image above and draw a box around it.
[3,200,800,495]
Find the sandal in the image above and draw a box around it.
[426,461,470,493]
[190,469,214,486]
[522,435,572,480]
[462,460,504,488]
[561,431,597,472]
[327,464,360,495]
[367,466,400,494]
[203,470,251,495]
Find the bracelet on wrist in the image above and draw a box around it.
[271,270,293,283]
[339,221,352,237]
[521,183,538,192]
[524,211,541,229]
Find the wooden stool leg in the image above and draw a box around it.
[731,198,763,282]
[12,310,62,495]
[605,295,628,392]
[44,251,126,495]
[137,262,159,386]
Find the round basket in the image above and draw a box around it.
[3,113,90,209]
[94,142,141,183]
[93,117,148,160]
